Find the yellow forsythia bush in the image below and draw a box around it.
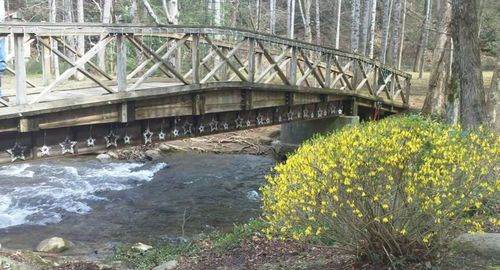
[262,115,499,264]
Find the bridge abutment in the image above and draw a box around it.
[273,116,360,158]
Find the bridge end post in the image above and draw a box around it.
[14,33,27,105]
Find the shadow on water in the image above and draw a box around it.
[0,152,275,257]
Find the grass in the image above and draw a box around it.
[113,219,266,270]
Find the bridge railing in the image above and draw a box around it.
[0,23,411,108]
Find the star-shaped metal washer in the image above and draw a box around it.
[183,121,193,135]
[87,137,96,147]
[223,122,229,130]
[256,114,264,125]
[60,137,77,155]
[172,128,180,137]
[6,143,27,162]
[318,109,324,117]
[39,145,51,157]
[104,131,120,148]
[235,116,243,129]
[209,118,219,132]
[287,111,294,121]
[158,130,166,140]
[123,135,131,145]
[303,108,309,118]
[246,120,252,127]
[198,125,205,133]
[143,128,154,145]
[338,109,343,114]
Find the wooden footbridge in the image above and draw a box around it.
[0,23,411,163]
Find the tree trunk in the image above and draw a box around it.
[214,0,222,27]
[49,0,59,77]
[422,0,451,116]
[63,0,76,79]
[486,57,500,131]
[142,0,161,24]
[162,0,179,24]
[270,0,276,34]
[451,0,487,129]
[380,0,393,63]
[98,0,112,70]
[367,0,377,58]
[359,0,371,55]
[314,0,320,45]
[335,0,342,49]
[303,0,312,43]
[414,0,431,73]
[75,0,84,80]
[0,0,4,21]
[397,0,407,69]
[389,0,401,66]
[351,0,360,53]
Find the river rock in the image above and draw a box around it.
[96,153,111,161]
[153,260,178,270]
[36,237,72,253]
[107,151,119,159]
[145,149,162,160]
[452,233,500,259]
[159,144,174,152]
[131,242,153,252]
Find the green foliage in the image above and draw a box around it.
[114,219,265,269]
[209,218,266,250]
[114,242,198,270]
[262,115,499,266]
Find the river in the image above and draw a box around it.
[0,152,274,259]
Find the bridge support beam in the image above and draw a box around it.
[273,116,359,158]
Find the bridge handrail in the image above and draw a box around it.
[0,22,411,79]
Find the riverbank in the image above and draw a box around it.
[0,127,281,269]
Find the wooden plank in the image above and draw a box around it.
[202,35,247,82]
[14,34,27,105]
[128,35,190,90]
[256,40,290,85]
[200,37,246,83]
[53,37,113,80]
[299,50,326,88]
[30,36,115,104]
[255,49,288,83]
[127,39,172,79]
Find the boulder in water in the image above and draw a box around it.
[36,237,72,253]
[96,153,111,161]
[145,149,162,161]
[153,260,178,270]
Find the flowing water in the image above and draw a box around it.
[0,153,274,258]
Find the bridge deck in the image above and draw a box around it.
[0,23,411,163]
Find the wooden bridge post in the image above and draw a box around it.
[41,37,52,86]
[325,54,332,88]
[289,47,297,86]
[247,38,255,82]
[14,34,27,105]
[116,34,127,92]
[191,34,200,84]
